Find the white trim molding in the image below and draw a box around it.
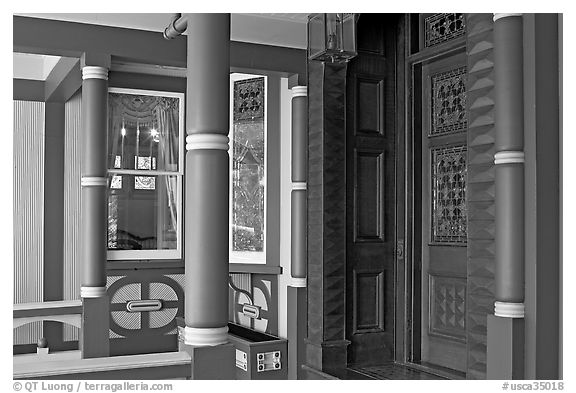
[80,286,107,298]
[289,277,307,288]
[494,151,525,165]
[494,301,525,318]
[82,66,109,81]
[291,182,307,191]
[180,326,229,346]
[81,176,108,187]
[291,86,308,98]
[186,134,229,151]
[493,13,523,22]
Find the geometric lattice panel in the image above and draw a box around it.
[429,275,466,341]
[425,13,466,48]
[431,145,467,244]
[431,67,467,135]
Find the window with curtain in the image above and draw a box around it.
[230,74,267,264]
[107,88,184,260]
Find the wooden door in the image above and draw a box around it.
[345,14,397,366]
[419,52,468,372]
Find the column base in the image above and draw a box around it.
[81,296,110,359]
[495,301,525,318]
[304,338,350,374]
[179,326,229,346]
[289,277,307,288]
[179,341,236,380]
[287,286,307,379]
[487,314,525,379]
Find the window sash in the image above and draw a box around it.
[107,88,184,261]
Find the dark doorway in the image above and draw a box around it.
[345,13,399,366]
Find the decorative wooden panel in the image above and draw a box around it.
[425,13,466,48]
[431,145,467,244]
[465,13,496,380]
[431,67,468,135]
[355,151,385,242]
[228,273,278,335]
[429,275,466,341]
[353,270,385,332]
[13,100,45,345]
[357,78,384,134]
[307,62,348,346]
[107,272,184,340]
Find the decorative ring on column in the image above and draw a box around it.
[494,151,525,165]
[290,277,307,288]
[186,134,229,151]
[493,13,523,22]
[494,301,525,318]
[292,86,308,98]
[181,326,229,346]
[292,182,307,191]
[81,286,107,298]
[81,176,108,187]
[82,66,109,81]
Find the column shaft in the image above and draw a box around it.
[183,13,231,346]
[493,14,525,314]
[291,87,308,285]
[80,63,110,358]
[80,67,108,295]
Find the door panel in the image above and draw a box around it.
[345,14,397,366]
[420,53,468,372]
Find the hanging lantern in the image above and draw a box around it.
[308,13,358,63]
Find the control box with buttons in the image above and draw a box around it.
[227,322,288,380]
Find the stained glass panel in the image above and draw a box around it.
[234,78,265,121]
[232,76,266,253]
[425,13,465,48]
[110,175,122,189]
[431,67,467,136]
[431,145,467,244]
[135,176,156,190]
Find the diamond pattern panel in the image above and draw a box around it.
[306,61,348,353]
[429,275,466,340]
[465,13,496,380]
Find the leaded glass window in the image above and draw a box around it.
[107,89,184,259]
[230,74,267,263]
[425,13,466,48]
[431,145,467,244]
[431,67,467,136]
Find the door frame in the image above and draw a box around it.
[397,13,469,378]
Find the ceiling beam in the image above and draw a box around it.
[14,16,306,82]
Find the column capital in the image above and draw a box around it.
[493,13,523,22]
[82,66,109,81]
[495,301,525,318]
[292,86,308,98]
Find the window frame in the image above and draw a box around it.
[106,87,185,261]
[228,73,269,265]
